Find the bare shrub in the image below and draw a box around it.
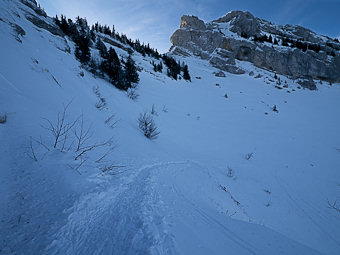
[264,189,272,195]
[245,152,254,160]
[37,104,118,174]
[162,105,168,113]
[272,105,278,112]
[41,103,78,149]
[0,113,7,124]
[93,86,107,110]
[151,104,158,116]
[93,85,100,97]
[27,136,38,162]
[105,114,119,128]
[95,98,106,110]
[327,199,340,213]
[138,112,160,140]
[227,166,234,178]
[127,88,139,100]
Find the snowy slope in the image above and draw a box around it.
[1,1,340,254]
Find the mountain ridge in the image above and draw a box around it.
[170,11,340,87]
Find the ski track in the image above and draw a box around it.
[275,174,340,248]
[44,161,186,255]
[44,160,260,255]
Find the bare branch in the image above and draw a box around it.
[74,115,93,152]
[67,157,88,175]
[31,136,50,151]
[29,136,38,162]
[41,103,78,149]
[74,138,113,161]
[97,164,125,175]
[327,199,340,213]
[95,146,116,163]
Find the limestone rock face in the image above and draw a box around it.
[170,11,340,85]
[214,11,260,37]
[180,15,206,30]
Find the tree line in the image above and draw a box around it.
[54,14,191,90]
[240,32,336,56]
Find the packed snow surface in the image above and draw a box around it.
[1,1,340,254]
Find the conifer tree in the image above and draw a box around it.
[74,18,91,64]
[124,54,139,89]
[183,64,191,81]
[74,33,91,64]
[96,38,107,58]
[54,15,60,27]
[102,47,121,84]
[59,15,69,35]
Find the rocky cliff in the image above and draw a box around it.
[170,12,340,85]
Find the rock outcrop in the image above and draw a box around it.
[170,12,340,84]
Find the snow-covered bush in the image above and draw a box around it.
[138,112,159,140]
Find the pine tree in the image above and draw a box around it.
[59,15,69,35]
[74,33,91,64]
[268,35,273,43]
[183,64,191,81]
[157,62,163,72]
[54,15,60,27]
[124,54,139,89]
[74,18,91,64]
[96,38,107,58]
[102,47,122,86]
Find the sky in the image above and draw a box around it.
[37,0,340,53]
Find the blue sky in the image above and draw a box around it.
[38,0,340,53]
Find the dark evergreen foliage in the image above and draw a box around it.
[182,64,191,81]
[240,32,248,39]
[74,34,91,64]
[268,35,273,43]
[101,47,122,86]
[308,43,320,53]
[253,34,272,43]
[281,38,289,46]
[96,38,107,58]
[151,61,163,73]
[124,54,139,89]
[59,15,69,35]
[53,13,190,89]
[253,33,324,55]
[73,17,91,64]
[162,55,181,80]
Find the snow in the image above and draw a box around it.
[1,1,340,254]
